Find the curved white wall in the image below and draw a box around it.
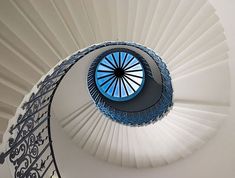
[51,111,235,178]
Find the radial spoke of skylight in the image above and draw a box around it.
[121,77,133,91]
[124,62,140,71]
[126,71,143,77]
[121,53,129,68]
[120,78,128,97]
[97,73,114,80]
[100,75,115,87]
[106,78,117,95]
[111,53,119,68]
[104,57,116,69]
[122,56,135,69]
[100,62,115,70]
[106,54,118,68]
[124,75,142,86]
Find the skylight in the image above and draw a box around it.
[95,50,145,101]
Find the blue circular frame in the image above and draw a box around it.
[87,42,173,126]
[94,49,145,102]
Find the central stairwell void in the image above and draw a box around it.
[87,44,173,126]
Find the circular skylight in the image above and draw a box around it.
[87,43,173,126]
[95,50,145,101]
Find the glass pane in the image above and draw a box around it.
[95,50,145,101]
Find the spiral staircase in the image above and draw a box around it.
[0,0,235,178]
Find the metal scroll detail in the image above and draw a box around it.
[0,49,84,178]
[0,41,173,177]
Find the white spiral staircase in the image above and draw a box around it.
[0,0,235,178]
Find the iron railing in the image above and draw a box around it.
[0,41,173,177]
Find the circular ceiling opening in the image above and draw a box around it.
[87,43,173,126]
[95,49,145,101]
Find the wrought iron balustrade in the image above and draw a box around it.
[0,41,172,177]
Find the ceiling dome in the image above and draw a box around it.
[87,44,173,126]
[93,49,146,102]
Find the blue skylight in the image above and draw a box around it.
[95,50,145,101]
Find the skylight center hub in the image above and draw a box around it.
[114,68,125,78]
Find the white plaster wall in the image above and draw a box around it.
[0,162,11,178]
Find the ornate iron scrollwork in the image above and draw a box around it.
[0,41,173,177]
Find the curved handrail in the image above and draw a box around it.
[0,41,172,177]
